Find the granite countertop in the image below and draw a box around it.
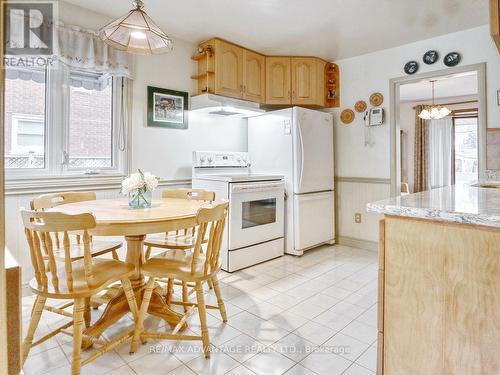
[366,183,500,228]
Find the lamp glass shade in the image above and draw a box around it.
[99,6,172,55]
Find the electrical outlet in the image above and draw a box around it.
[355,213,362,223]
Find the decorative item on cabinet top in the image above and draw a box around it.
[340,109,355,124]
[191,37,339,108]
[443,52,461,67]
[404,60,419,75]
[423,50,439,65]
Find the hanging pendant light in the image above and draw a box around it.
[418,80,451,120]
[99,0,172,55]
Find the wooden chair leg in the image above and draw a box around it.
[72,298,85,375]
[207,279,214,290]
[211,275,227,322]
[111,250,119,260]
[182,281,188,312]
[195,282,210,358]
[165,279,174,304]
[84,298,91,328]
[121,278,138,320]
[130,278,155,354]
[22,296,46,364]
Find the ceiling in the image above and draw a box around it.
[399,72,478,102]
[63,0,488,60]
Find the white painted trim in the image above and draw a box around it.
[5,177,191,196]
[389,63,487,196]
[337,236,378,252]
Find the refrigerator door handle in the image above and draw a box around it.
[297,122,304,190]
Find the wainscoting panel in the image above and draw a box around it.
[335,178,391,248]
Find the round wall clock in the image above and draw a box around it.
[354,100,367,112]
[369,92,384,106]
[340,109,355,124]
[404,61,419,75]
[444,52,461,67]
[423,50,439,65]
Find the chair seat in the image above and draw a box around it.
[47,240,122,262]
[143,254,219,282]
[30,258,135,298]
[144,233,196,250]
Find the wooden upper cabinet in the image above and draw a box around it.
[242,50,266,103]
[291,57,326,106]
[214,39,243,98]
[491,0,500,53]
[291,57,317,105]
[266,57,291,105]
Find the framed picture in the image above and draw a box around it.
[497,89,500,106]
[147,86,188,129]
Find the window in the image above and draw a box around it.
[68,71,114,170]
[4,68,47,169]
[454,115,478,184]
[4,65,125,179]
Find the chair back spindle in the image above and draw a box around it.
[21,210,96,292]
[190,203,228,277]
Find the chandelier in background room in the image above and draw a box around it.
[99,0,172,55]
[418,80,451,120]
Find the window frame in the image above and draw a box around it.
[4,65,127,182]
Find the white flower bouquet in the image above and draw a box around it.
[121,169,159,208]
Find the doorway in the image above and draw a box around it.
[390,63,486,195]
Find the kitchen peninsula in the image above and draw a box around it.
[367,184,499,375]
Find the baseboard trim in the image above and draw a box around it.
[337,236,378,252]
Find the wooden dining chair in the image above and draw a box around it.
[30,191,125,315]
[21,210,138,375]
[130,202,229,358]
[144,188,216,309]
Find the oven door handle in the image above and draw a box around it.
[231,182,284,193]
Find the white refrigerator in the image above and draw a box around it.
[248,107,335,255]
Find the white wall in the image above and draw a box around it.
[332,25,499,244]
[333,25,500,180]
[130,52,247,180]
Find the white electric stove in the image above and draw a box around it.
[192,151,285,272]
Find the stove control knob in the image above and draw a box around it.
[207,156,213,164]
[199,156,206,164]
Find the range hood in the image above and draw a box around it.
[190,93,265,118]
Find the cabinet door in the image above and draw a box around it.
[266,57,291,105]
[243,50,266,103]
[215,40,243,99]
[291,57,317,105]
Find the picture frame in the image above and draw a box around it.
[147,86,188,129]
[497,89,500,106]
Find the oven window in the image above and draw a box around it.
[242,198,277,229]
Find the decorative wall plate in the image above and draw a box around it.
[404,60,419,75]
[444,52,461,67]
[369,92,384,106]
[423,50,439,65]
[354,100,367,112]
[340,109,355,124]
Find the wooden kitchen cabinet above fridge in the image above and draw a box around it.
[192,38,339,108]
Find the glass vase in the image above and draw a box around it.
[128,189,152,209]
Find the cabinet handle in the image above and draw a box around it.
[292,91,296,99]
[243,85,246,92]
[288,90,291,100]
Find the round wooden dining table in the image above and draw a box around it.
[51,197,212,345]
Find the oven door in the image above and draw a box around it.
[228,181,285,250]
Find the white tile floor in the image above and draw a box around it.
[22,244,378,375]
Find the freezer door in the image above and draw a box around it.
[293,191,334,251]
[293,108,334,194]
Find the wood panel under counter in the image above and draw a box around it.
[367,184,500,375]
